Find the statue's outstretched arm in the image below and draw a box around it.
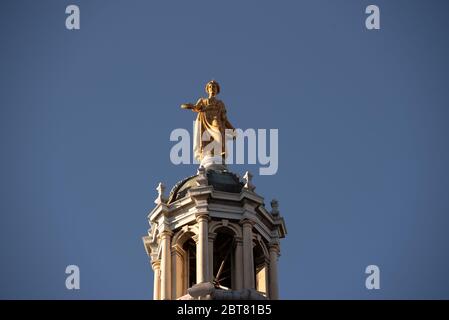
[181,98,203,112]
[181,103,194,109]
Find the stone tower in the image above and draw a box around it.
[142,165,287,300]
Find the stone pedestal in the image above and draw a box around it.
[199,155,227,171]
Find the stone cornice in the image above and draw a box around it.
[188,185,213,198]
[147,176,287,248]
[148,202,169,223]
[149,187,270,222]
[273,217,287,239]
[142,235,152,257]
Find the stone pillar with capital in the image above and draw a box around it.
[241,219,255,289]
[151,260,161,300]
[208,232,217,281]
[160,230,173,299]
[269,243,280,300]
[196,214,210,283]
[234,236,244,290]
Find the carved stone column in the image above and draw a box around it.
[196,214,209,283]
[160,230,173,299]
[241,219,255,289]
[151,260,161,300]
[234,236,244,290]
[208,232,217,281]
[269,243,280,300]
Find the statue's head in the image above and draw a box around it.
[205,80,220,97]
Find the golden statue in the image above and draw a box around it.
[181,80,235,163]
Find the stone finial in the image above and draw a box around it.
[154,182,167,204]
[196,165,208,186]
[271,199,279,216]
[243,171,255,191]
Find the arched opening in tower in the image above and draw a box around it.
[183,238,197,289]
[213,231,234,290]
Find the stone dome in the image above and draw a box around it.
[167,170,243,204]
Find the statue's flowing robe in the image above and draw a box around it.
[192,97,234,162]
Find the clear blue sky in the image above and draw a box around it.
[1,0,449,299]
